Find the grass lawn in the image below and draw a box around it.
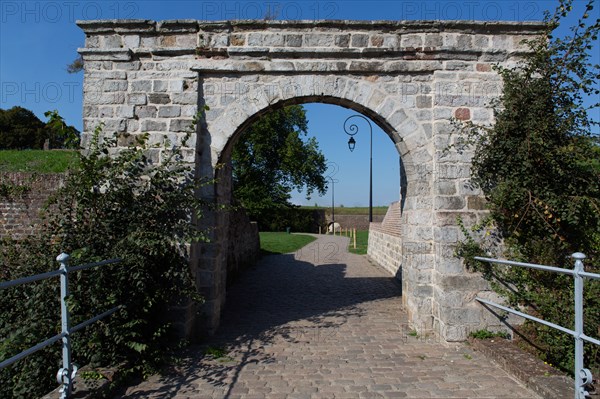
[348,230,369,255]
[259,232,317,255]
[0,150,79,173]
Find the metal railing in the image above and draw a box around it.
[475,252,599,399]
[0,253,121,399]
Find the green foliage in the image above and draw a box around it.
[258,207,323,232]
[0,150,79,173]
[469,329,510,340]
[0,107,47,149]
[259,232,317,255]
[232,106,328,225]
[0,181,31,199]
[0,125,208,398]
[0,107,80,150]
[204,346,227,358]
[452,0,599,373]
[44,110,80,149]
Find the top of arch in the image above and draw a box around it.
[77,19,547,34]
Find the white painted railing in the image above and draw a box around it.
[475,253,599,399]
[0,253,121,399]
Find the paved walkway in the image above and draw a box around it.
[117,235,539,399]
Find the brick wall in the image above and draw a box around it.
[0,173,65,239]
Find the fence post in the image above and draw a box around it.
[56,253,76,399]
[572,252,589,399]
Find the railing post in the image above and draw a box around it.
[572,252,588,399]
[56,253,77,399]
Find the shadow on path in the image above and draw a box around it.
[118,236,402,398]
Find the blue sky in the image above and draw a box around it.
[1,0,598,207]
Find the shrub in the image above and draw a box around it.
[453,0,599,373]
[0,124,208,398]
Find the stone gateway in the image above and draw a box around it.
[78,19,545,341]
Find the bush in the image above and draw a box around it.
[0,124,208,398]
[453,0,599,373]
[252,206,325,232]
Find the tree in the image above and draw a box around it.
[232,105,328,224]
[0,107,47,149]
[44,110,80,149]
[0,106,80,149]
[455,0,599,372]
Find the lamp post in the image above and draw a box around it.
[343,115,373,223]
[326,176,338,232]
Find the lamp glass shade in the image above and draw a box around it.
[348,137,356,152]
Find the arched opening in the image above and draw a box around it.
[216,96,408,212]
[192,94,433,338]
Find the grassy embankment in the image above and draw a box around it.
[302,206,388,215]
[0,150,79,173]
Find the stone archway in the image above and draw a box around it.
[78,19,545,341]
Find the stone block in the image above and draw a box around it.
[98,106,113,118]
[103,80,128,92]
[130,80,152,92]
[85,92,125,105]
[148,93,172,104]
[303,33,334,47]
[401,34,423,48]
[171,93,198,105]
[101,34,122,48]
[114,61,141,71]
[435,181,456,195]
[141,120,167,132]
[134,105,157,118]
[351,34,368,47]
[424,34,443,47]
[153,80,168,92]
[416,96,432,109]
[435,196,466,210]
[127,93,147,105]
[335,34,350,47]
[434,226,460,243]
[169,119,193,132]
[123,35,141,48]
[158,105,182,118]
[454,107,471,121]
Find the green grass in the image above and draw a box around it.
[0,150,79,173]
[259,232,317,255]
[301,206,388,215]
[348,230,369,255]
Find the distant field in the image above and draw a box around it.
[0,150,79,173]
[301,206,388,215]
[259,232,317,255]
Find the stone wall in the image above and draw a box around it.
[0,173,64,239]
[78,19,546,341]
[368,202,403,276]
[326,214,384,231]
[226,208,260,285]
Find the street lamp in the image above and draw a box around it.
[326,176,338,232]
[343,115,373,223]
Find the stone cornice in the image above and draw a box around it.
[77,19,547,35]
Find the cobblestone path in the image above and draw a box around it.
[117,235,539,399]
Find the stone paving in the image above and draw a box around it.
[117,235,539,399]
